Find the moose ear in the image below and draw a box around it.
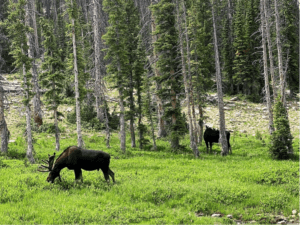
[48,154,50,157]
[53,152,56,156]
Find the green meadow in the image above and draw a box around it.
[0,131,299,224]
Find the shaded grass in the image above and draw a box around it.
[0,131,299,224]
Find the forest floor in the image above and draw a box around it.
[0,73,299,224]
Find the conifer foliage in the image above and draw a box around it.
[269,96,294,160]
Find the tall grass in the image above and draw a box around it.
[0,132,299,224]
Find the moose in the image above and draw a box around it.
[38,146,115,183]
[204,126,231,154]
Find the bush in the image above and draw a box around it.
[269,97,293,159]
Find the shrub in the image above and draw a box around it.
[269,97,293,159]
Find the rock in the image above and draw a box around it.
[262,116,268,119]
[240,130,247,133]
[8,140,16,143]
[277,220,286,224]
[224,107,231,110]
[235,112,241,117]
[240,103,247,106]
[262,107,267,110]
[195,212,204,217]
[230,96,239,101]
[292,210,297,215]
[227,215,233,219]
[255,107,261,110]
[227,104,236,107]
[66,107,72,112]
[289,219,294,223]
[250,220,256,223]
[211,213,222,217]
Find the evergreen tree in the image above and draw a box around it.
[5,0,34,163]
[40,18,65,151]
[269,96,293,159]
[66,0,89,147]
[151,0,183,149]
[103,0,130,152]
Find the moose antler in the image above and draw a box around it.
[38,153,56,172]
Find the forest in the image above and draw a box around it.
[0,0,299,224]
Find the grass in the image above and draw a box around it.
[0,131,299,224]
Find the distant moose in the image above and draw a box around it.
[38,146,115,183]
[204,126,231,154]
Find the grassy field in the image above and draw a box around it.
[0,130,299,224]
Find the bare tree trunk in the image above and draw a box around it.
[0,86,9,154]
[71,10,84,148]
[23,62,35,163]
[104,102,110,148]
[118,87,126,152]
[263,0,277,100]
[26,0,43,128]
[274,0,286,105]
[93,0,104,121]
[151,0,166,138]
[176,0,199,157]
[53,107,60,151]
[129,72,136,148]
[212,0,228,156]
[260,0,274,135]
[29,0,39,56]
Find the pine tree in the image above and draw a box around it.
[269,96,293,159]
[151,0,183,150]
[103,0,130,152]
[40,18,65,151]
[5,0,34,163]
[66,0,88,148]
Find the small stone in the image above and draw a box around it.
[230,96,239,101]
[224,107,231,110]
[250,220,256,223]
[240,130,247,133]
[289,219,294,223]
[262,107,267,110]
[66,107,72,112]
[211,213,222,217]
[195,212,204,217]
[8,140,15,143]
[277,221,286,224]
[228,104,236,107]
[227,215,233,219]
[292,210,297,215]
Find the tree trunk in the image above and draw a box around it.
[71,12,84,148]
[260,0,274,135]
[93,0,104,121]
[0,86,9,154]
[29,0,39,56]
[53,107,60,151]
[129,72,136,148]
[104,102,110,148]
[26,0,43,128]
[263,0,277,100]
[274,0,286,106]
[23,63,35,163]
[212,0,228,156]
[176,0,199,157]
[151,0,166,138]
[118,88,126,152]
[170,72,179,149]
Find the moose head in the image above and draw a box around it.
[38,153,62,183]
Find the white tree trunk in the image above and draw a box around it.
[176,0,199,157]
[71,15,84,148]
[274,0,286,105]
[0,86,9,154]
[26,0,43,127]
[212,0,228,155]
[263,0,277,100]
[29,0,39,56]
[151,0,166,138]
[260,0,274,135]
[53,107,60,151]
[118,88,126,152]
[93,0,104,121]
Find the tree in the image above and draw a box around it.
[212,0,228,156]
[176,0,199,157]
[260,0,274,134]
[5,0,35,163]
[151,0,184,150]
[0,86,9,154]
[103,0,129,152]
[269,96,293,159]
[66,0,87,148]
[40,18,65,151]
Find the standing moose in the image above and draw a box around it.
[38,146,115,183]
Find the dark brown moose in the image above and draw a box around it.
[38,146,115,183]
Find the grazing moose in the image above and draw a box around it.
[204,126,231,154]
[38,146,115,183]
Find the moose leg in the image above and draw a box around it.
[74,168,83,182]
[100,167,110,183]
[205,141,209,153]
[108,168,115,183]
[209,142,213,153]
